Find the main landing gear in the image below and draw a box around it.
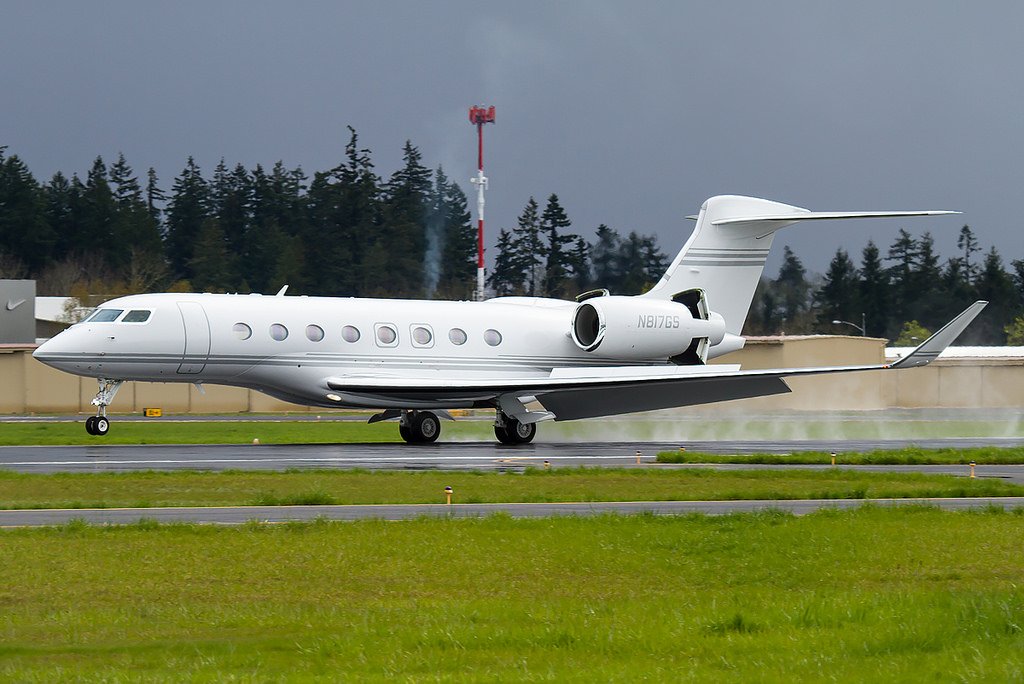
[398,410,441,444]
[494,412,536,445]
[85,379,123,436]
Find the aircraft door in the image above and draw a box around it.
[177,302,211,374]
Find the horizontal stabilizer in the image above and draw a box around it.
[712,210,958,226]
[890,301,988,369]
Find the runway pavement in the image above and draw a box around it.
[2,496,1023,527]
[2,438,1024,475]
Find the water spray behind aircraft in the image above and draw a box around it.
[469,105,495,301]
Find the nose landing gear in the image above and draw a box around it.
[85,379,123,436]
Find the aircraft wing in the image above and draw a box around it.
[327,301,985,423]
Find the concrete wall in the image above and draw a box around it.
[2,339,1022,414]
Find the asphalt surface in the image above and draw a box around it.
[2,497,1023,527]
[2,438,1024,475]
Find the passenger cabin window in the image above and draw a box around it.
[484,329,503,346]
[233,323,252,340]
[342,325,360,343]
[88,309,123,323]
[269,323,289,341]
[306,324,325,342]
[122,310,151,323]
[448,328,467,345]
[411,325,433,348]
[375,324,398,347]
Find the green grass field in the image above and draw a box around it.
[0,467,1020,510]
[2,508,1024,681]
[2,411,1023,445]
[657,446,1024,465]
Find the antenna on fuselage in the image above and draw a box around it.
[275,285,289,297]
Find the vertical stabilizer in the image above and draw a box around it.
[643,195,806,335]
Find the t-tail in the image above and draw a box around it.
[642,195,957,336]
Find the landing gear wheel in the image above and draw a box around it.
[85,416,98,435]
[494,416,536,445]
[94,417,110,436]
[399,411,441,444]
[411,411,440,444]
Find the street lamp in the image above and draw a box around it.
[831,313,867,336]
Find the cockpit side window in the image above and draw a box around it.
[87,309,124,323]
[122,310,152,323]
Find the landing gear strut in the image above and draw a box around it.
[494,412,537,445]
[85,379,122,436]
[399,410,441,444]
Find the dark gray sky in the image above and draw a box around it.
[3,1,1021,276]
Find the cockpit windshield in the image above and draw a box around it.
[122,310,152,323]
[85,309,124,323]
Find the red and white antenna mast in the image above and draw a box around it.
[469,105,495,301]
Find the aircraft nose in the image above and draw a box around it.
[32,337,58,367]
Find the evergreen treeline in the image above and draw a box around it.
[747,230,1024,345]
[3,136,1024,343]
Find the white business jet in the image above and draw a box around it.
[33,195,985,443]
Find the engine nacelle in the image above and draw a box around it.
[570,296,726,359]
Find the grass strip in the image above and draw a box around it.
[657,445,1024,465]
[2,508,1024,681]
[3,415,1023,445]
[0,467,1020,510]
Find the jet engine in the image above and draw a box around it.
[570,294,726,363]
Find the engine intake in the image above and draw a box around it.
[570,296,726,361]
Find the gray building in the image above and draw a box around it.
[0,280,36,344]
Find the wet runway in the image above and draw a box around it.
[2,496,1023,527]
[2,438,1024,477]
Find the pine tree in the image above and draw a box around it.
[540,194,578,298]
[0,154,52,272]
[774,246,810,327]
[972,247,1017,344]
[164,157,210,281]
[912,232,945,327]
[377,141,431,296]
[590,224,621,291]
[81,157,119,270]
[487,228,522,296]
[815,248,859,329]
[957,225,981,284]
[434,169,475,299]
[568,237,591,294]
[145,167,166,225]
[109,153,162,265]
[886,228,919,327]
[512,197,545,296]
[858,241,889,338]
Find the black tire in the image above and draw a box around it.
[411,411,440,444]
[85,416,97,435]
[94,417,110,436]
[495,417,537,445]
[494,424,514,445]
[399,422,414,443]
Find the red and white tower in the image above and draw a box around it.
[469,105,495,301]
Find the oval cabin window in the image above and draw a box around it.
[269,323,288,341]
[484,329,502,346]
[306,324,325,342]
[233,323,252,340]
[448,328,467,345]
[342,325,360,343]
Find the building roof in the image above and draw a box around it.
[886,346,1024,360]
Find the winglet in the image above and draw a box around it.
[890,301,987,369]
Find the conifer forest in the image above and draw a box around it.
[1,130,1022,344]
